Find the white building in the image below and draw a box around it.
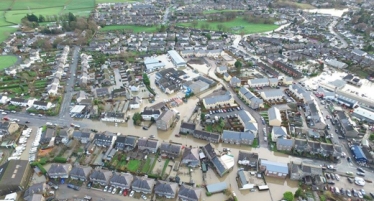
[144,57,165,72]
[168,50,186,67]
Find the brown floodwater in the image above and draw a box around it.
[73,72,299,201]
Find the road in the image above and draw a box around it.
[328,19,348,49]
[59,46,80,119]
[162,6,171,25]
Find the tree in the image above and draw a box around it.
[247,61,253,67]
[217,24,223,31]
[234,60,242,68]
[26,14,38,22]
[143,73,150,85]
[159,25,166,32]
[200,113,206,121]
[369,134,374,141]
[294,188,302,198]
[132,112,142,126]
[68,12,76,22]
[38,15,46,22]
[283,191,294,201]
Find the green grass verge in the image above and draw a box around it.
[161,159,170,177]
[0,27,17,44]
[141,158,151,173]
[0,55,18,70]
[100,25,158,33]
[127,159,140,172]
[176,17,278,34]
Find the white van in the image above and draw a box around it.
[8,157,20,161]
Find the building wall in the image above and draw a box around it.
[269,119,282,127]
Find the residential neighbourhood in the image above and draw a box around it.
[1,0,374,201]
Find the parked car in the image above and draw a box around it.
[347,177,353,183]
[346,190,352,197]
[119,188,123,195]
[87,182,92,189]
[356,172,365,177]
[103,186,108,192]
[108,186,113,193]
[357,167,365,173]
[112,187,117,194]
[123,189,128,196]
[325,173,330,179]
[129,191,135,197]
[141,194,147,200]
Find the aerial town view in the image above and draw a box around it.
[1,0,374,201]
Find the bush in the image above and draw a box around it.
[53,157,67,163]
[206,191,212,196]
[30,162,47,174]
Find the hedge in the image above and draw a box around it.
[53,157,67,163]
[31,162,47,174]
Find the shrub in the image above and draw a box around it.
[206,192,212,196]
[53,157,67,163]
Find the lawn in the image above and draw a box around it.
[61,0,95,17]
[0,55,18,70]
[141,158,151,173]
[11,0,70,10]
[100,25,159,33]
[176,17,278,34]
[5,7,64,24]
[127,159,140,172]
[0,27,17,43]
[203,9,244,14]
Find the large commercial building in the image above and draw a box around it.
[168,50,187,67]
[0,160,32,196]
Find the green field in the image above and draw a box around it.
[6,7,64,24]
[0,27,17,43]
[0,55,18,70]
[100,25,159,33]
[203,9,244,14]
[95,0,138,3]
[61,0,95,16]
[10,0,69,10]
[176,17,278,34]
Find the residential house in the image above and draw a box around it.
[238,87,263,109]
[89,169,113,186]
[72,131,93,144]
[325,59,348,69]
[115,136,137,151]
[202,92,234,108]
[290,162,323,181]
[154,181,178,199]
[156,110,176,130]
[221,130,255,145]
[223,73,231,81]
[9,98,29,107]
[202,143,230,177]
[0,122,19,136]
[23,183,47,201]
[289,84,309,101]
[141,108,161,121]
[110,173,134,189]
[0,95,9,104]
[94,133,115,147]
[237,170,254,190]
[216,66,228,74]
[129,96,142,109]
[181,147,200,167]
[40,128,55,145]
[230,76,241,87]
[305,99,326,129]
[237,151,258,169]
[281,76,293,85]
[131,176,156,194]
[59,128,72,144]
[96,87,110,97]
[160,142,182,158]
[259,159,289,178]
[268,106,282,126]
[260,90,284,101]
[247,78,269,88]
[273,61,303,78]
[192,130,221,143]
[177,185,202,201]
[47,163,72,179]
[335,111,359,138]
[137,138,159,153]
[32,101,52,110]
[69,166,92,181]
[180,122,196,134]
[271,126,288,142]
[276,138,294,151]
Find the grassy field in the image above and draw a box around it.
[203,9,244,14]
[0,56,18,70]
[11,0,69,10]
[61,0,95,16]
[100,25,159,33]
[5,7,64,24]
[176,17,278,34]
[0,27,17,43]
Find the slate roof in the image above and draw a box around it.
[154,181,178,194]
[272,126,287,137]
[180,122,196,130]
[268,106,281,121]
[89,170,113,182]
[277,138,294,147]
[24,183,45,199]
[203,92,231,105]
[110,173,133,186]
[160,142,182,154]
[211,157,226,175]
[182,148,199,161]
[222,130,255,141]
[238,151,258,163]
[132,176,155,190]
[178,185,201,201]
[137,138,158,149]
[203,143,216,159]
[47,164,71,176]
[69,166,92,178]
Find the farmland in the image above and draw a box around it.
[176,17,279,34]
[0,56,18,70]
[100,25,159,33]
[203,9,244,14]
[0,27,17,43]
